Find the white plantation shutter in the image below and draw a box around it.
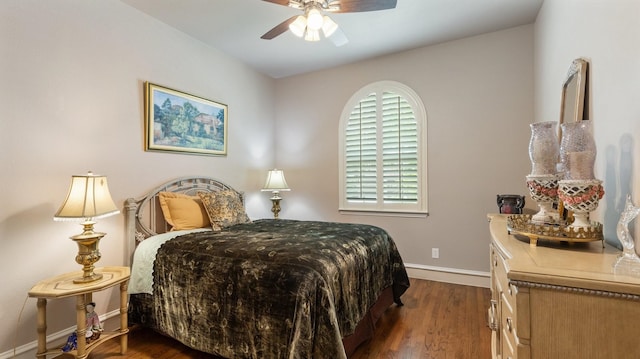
[381,92,418,203]
[345,93,377,201]
[340,82,428,214]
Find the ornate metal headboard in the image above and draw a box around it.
[124,176,242,265]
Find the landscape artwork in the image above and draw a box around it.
[145,82,227,156]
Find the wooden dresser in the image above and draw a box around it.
[488,214,640,359]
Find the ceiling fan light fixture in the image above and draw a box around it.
[289,15,307,37]
[262,0,396,45]
[304,28,321,42]
[321,15,338,37]
[306,8,324,31]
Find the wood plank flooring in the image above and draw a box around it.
[58,279,491,359]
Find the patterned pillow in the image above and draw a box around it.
[157,192,210,230]
[198,190,250,231]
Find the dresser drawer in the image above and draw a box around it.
[501,291,516,359]
[490,242,519,359]
[490,245,504,292]
[493,246,517,310]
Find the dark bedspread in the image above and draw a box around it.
[129,219,409,359]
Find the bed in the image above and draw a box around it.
[125,176,410,359]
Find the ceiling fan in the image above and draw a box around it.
[261,0,398,46]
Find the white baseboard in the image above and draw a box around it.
[405,263,490,288]
[1,309,120,359]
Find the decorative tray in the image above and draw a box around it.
[506,214,604,246]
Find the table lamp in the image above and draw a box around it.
[54,172,119,283]
[261,169,290,219]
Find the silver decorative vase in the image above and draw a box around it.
[559,120,596,180]
[528,121,559,176]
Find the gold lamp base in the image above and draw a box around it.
[270,196,282,219]
[70,221,105,284]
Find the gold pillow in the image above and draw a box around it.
[158,192,210,230]
[198,190,250,231]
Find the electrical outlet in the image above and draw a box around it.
[432,248,439,259]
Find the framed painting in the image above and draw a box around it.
[145,82,228,156]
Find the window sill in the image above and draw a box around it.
[339,209,429,218]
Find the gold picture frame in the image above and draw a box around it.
[144,82,228,156]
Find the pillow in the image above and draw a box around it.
[198,190,251,231]
[157,192,210,231]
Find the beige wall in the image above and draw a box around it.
[0,1,276,355]
[274,25,534,272]
[534,0,640,246]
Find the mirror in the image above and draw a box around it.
[559,58,589,125]
[557,58,589,221]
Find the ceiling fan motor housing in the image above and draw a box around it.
[289,0,335,11]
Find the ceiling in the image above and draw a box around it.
[120,0,543,79]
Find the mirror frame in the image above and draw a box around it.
[559,58,589,125]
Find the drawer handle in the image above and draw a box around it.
[487,300,498,331]
[506,317,513,332]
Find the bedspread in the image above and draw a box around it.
[129,219,409,359]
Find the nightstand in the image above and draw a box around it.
[28,266,130,359]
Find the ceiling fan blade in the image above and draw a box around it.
[327,27,349,47]
[329,0,397,13]
[261,16,299,40]
[261,0,291,6]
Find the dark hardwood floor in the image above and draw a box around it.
[58,279,491,359]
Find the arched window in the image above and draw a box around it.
[339,81,428,215]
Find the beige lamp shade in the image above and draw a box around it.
[262,169,291,192]
[54,172,120,221]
